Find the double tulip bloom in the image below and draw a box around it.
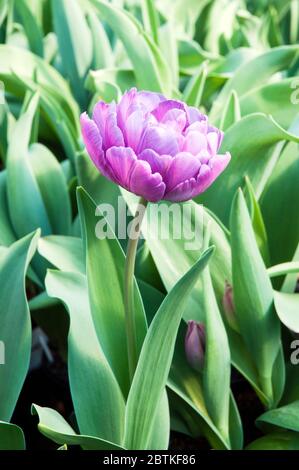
[81,88,231,203]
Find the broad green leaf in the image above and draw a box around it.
[0,231,39,421]
[14,0,44,57]
[199,114,299,226]
[29,290,59,311]
[210,45,299,121]
[203,0,239,54]
[6,93,51,238]
[230,189,282,406]
[220,90,241,131]
[246,432,299,450]
[86,68,135,95]
[183,61,208,107]
[268,262,299,278]
[77,187,147,397]
[240,79,299,130]
[87,10,113,70]
[38,236,84,274]
[141,0,159,45]
[202,236,231,444]
[261,142,299,267]
[123,191,263,402]
[45,270,125,444]
[29,144,72,235]
[274,291,299,333]
[91,0,172,94]
[51,0,92,107]
[282,243,299,294]
[257,401,299,432]
[159,21,179,89]
[124,247,214,450]
[0,170,16,246]
[243,176,270,265]
[0,422,25,450]
[32,405,123,450]
[0,45,79,130]
[140,280,242,449]
[178,39,219,75]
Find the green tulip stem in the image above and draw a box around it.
[124,197,148,383]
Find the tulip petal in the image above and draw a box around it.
[164,152,201,191]
[93,101,124,150]
[164,177,197,202]
[106,147,166,202]
[105,146,137,187]
[151,99,185,122]
[124,109,144,151]
[194,152,231,195]
[139,125,179,156]
[129,161,166,202]
[138,149,172,178]
[80,113,111,178]
[183,130,207,155]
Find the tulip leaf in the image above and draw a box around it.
[51,0,92,107]
[123,191,264,406]
[141,0,159,45]
[257,401,299,433]
[261,141,299,267]
[38,236,84,274]
[0,230,39,421]
[6,93,51,238]
[28,144,72,235]
[202,237,231,444]
[240,78,299,131]
[0,45,79,129]
[0,422,25,450]
[210,45,299,121]
[243,175,270,265]
[220,90,241,131]
[230,188,282,406]
[124,247,214,450]
[77,187,147,397]
[268,262,299,279]
[246,432,299,450]
[45,270,125,444]
[32,405,124,450]
[90,0,172,95]
[183,61,208,108]
[14,0,44,57]
[199,113,299,226]
[274,291,299,333]
[0,170,16,246]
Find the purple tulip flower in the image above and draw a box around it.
[80,88,230,202]
[185,320,206,372]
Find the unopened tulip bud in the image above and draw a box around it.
[222,281,239,332]
[185,320,205,372]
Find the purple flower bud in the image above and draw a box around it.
[80,88,231,203]
[222,281,239,332]
[185,320,205,371]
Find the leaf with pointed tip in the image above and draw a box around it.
[90,0,172,94]
[274,291,299,333]
[0,422,25,450]
[0,231,39,421]
[38,236,84,274]
[220,90,241,131]
[45,270,125,444]
[124,247,214,450]
[77,187,147,397]
[230,189,282,406]
[32,405,124,450]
